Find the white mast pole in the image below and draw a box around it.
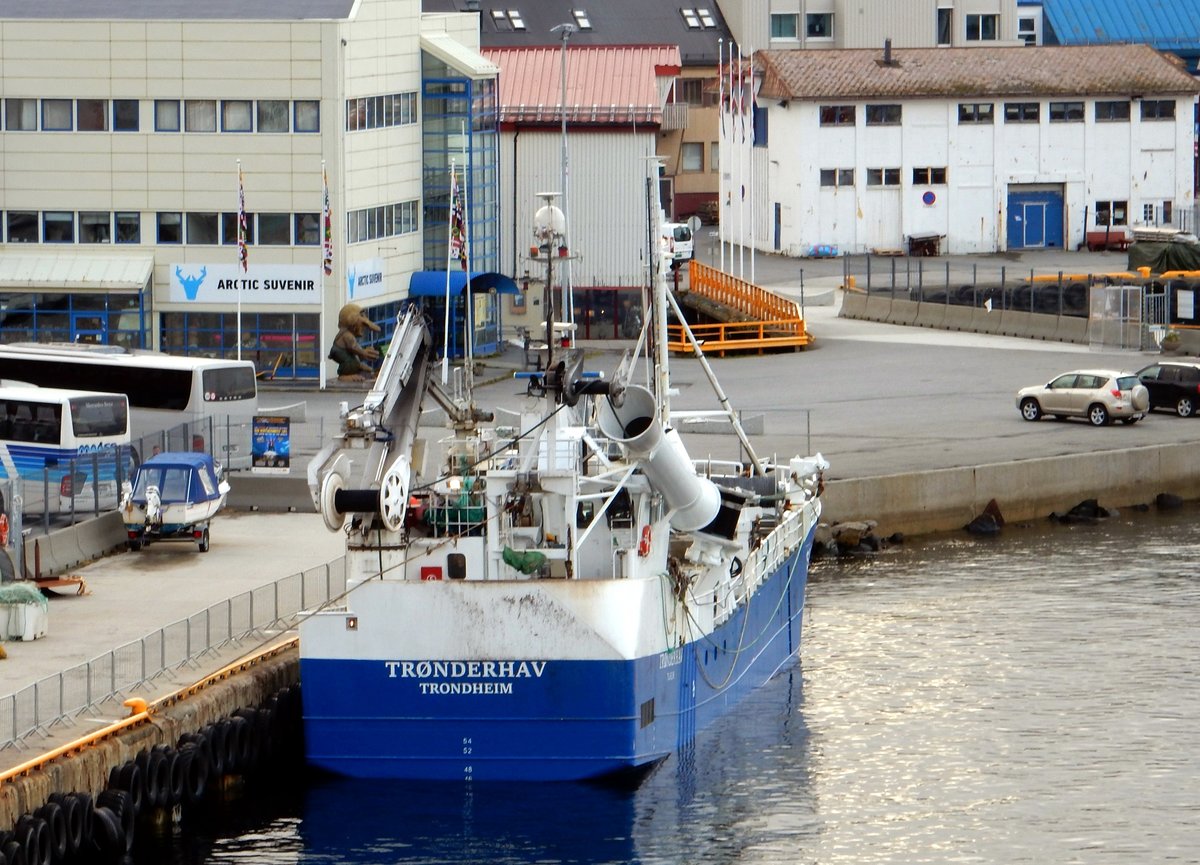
[443,160,454,386]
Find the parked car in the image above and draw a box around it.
[1135,362,1200,417]
[1016,370,1149,426]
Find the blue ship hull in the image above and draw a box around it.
[300,530,812,782]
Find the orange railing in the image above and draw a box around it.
[672,261,811,355]
[667,319,812,356]
[687,261,801,321]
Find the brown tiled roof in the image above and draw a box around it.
[483,45,681,125]
[757,44,1200,102]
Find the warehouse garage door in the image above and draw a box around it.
[1006,186,1064,249]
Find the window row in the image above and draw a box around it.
[4,210,326,246]
[820,99,1175,127]
[821,104,901,126]
[346,93,418,132]
[937,10,999,44]
[820,167,947,187]
[3,98,320,133]
[346,201,420,244]
[769,12,832,40]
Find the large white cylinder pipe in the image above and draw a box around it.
[597,386,720,531]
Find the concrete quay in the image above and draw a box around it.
[4,241,1198,823]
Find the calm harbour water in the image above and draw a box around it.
[162,505,1200,864]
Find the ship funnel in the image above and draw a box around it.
[597,386,720,531]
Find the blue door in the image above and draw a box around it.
[1007,189,1064,249]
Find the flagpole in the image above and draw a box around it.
[236,159,244,361]
[443,160,455,386]
[321,159,332,390]
[749,45,756,285]
[737,45,745,279]
[717,38,725,273]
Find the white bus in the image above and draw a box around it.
[0,344,258,469]
[0,386,134,514]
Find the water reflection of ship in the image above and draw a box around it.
[296,668,816,864]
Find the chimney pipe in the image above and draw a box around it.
[884,38,892,65]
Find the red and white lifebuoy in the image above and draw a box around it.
[637,525,652,557]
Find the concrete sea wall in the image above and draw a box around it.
[0,644,298,832]
[822,442,1200,537]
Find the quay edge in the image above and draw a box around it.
[0,643,298,831]
[822,441,1200,538]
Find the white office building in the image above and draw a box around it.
[0,0,506,381]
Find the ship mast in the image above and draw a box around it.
[649,167,671,423]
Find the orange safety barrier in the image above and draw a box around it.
[686,261,801,321]
[667,319,812,357]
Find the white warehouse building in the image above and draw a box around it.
[733,44,1200,257]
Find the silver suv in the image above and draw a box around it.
[1016,369,1150,426]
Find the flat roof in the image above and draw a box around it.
[0,0,355,20]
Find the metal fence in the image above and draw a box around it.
[0,556,347,751]
[841,255,1200,323]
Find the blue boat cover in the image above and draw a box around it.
[134,451,223,503]
[408,271,521,297]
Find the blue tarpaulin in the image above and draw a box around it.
[408,271,521,297]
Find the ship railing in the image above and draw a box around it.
[0,557,347,752]
[714,506,808,626]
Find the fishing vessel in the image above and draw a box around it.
[300,188,826,782]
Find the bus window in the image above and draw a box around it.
[69,395,130,438]
[202,366,257,402]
